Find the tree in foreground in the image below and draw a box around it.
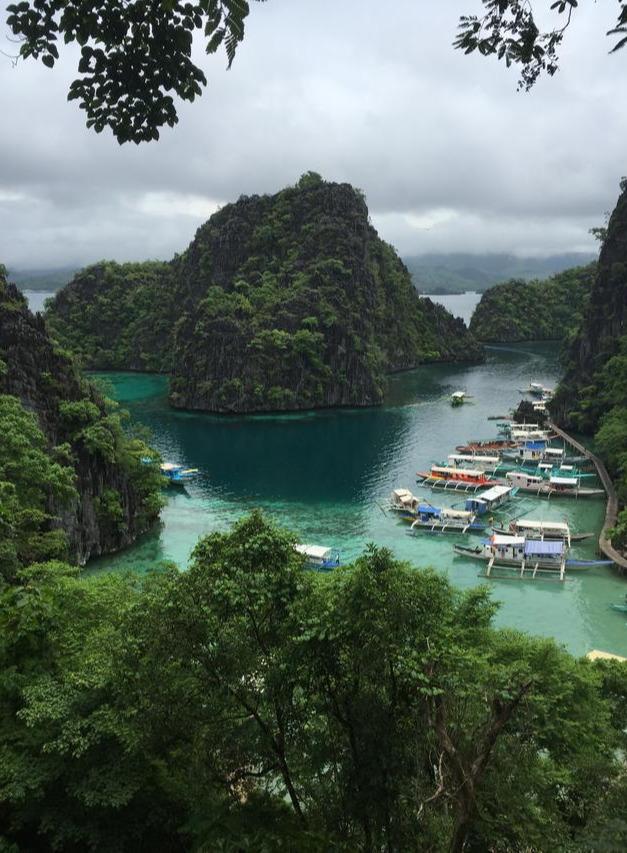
[5,0,626,143]
[1,511,626,851]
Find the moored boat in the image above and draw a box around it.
[491,518,593,546]
[450,390,467,406]
[406,504,486,534]
[416,466,498,491]
[295,544,341,570]
[160,462,199,484]
[505,471,604,498]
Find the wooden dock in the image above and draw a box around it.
[548,421,627,574]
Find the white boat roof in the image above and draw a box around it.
[451,391,466,398]
[295,544,333,560]
[432,466,484,477]
[392,488,413,499]
[477,485,512,501]
[492,534,525,545]
[550,476,578,486]
[160,462,182,471]
[515,519,570,533]
[544,448,564,456]
[442,508,473,519]
[448,454,499,464]
[507,472,542,483]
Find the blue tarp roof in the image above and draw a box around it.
[418,504,439,515]
[524,540,563,556]
[524,441,546,450]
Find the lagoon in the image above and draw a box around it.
[86,332,627,659]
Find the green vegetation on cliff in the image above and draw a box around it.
[47,175,483,413]
[551,182,627,550]
[1,512,626,852]
[469,265,595,342]
[0,266,163,573]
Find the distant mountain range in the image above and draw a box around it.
[6,266,79,292]
[403,252,598,294]
[7,251,597,296]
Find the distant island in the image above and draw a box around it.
[404,252,597,295]
[46,174,484,414]
[468,265,595,342]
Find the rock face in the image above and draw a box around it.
[468,266,595,343]
[552,183,627,430]
[0,273,161,564]
[47,175,484,413]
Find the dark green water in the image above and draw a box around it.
[88,339,627,658]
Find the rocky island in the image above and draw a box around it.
[0,267,162,573]
[468,265,595,343]
[47,174,484,413]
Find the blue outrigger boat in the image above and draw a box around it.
[160,463,199,485]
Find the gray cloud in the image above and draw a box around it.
[0,0,624,268]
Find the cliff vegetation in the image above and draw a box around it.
[469,265,595,342]
[551,181,627,549]
[0,266,163,574]
[47,174,484,413]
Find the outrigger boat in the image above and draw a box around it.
[490,518,594,546]
[450,390,470,407]
[407,504,487,534]
[295,544,341,570]
[520,381,547,398]
[505,471,604,498]
[454,534,609,581]
[456,438,518,455]
[416,466,498,491]
[160,463,199,484]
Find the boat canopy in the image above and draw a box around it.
[161,462,183,472]
[544,448,564,457]
[523,440,546,450]
[448,454,499,465]
[550,476,578,487]
[432,466,484,478]
[392,488,417,505]
[507,472,542,484]
[451,391,465,399]
[418,504,440,516]
[441,508,474,520]
[491,534,525,546]
[295,544,333,560]
[477,485,512,503]
[524,539,564,556]
[515,519,569,534]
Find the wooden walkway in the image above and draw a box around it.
[548,421,627,574]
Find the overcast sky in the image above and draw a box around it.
[1,0,625,269]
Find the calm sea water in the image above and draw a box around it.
[22,290,53,313]
[25,290,626,656]
[85,339,627,659]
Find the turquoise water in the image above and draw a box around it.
[87,336,627,658]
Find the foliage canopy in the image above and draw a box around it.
[1,511,626,851]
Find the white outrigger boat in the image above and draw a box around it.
[390,488,421,514]
[505,471,604,498]
[491,518,594,546]
[295,544,341,570]
[407,504,487,534]
[454,534,610,581]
